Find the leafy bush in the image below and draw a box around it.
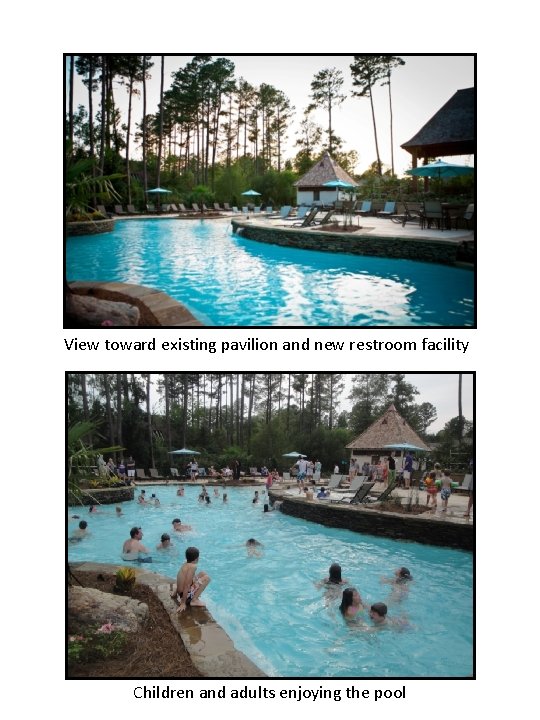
[68,624,127,664]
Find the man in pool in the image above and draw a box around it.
[369,602,388,625]
[172,518,192,532]
[171,546,210,613]
[122,527,151,561]
[69,520,89,542]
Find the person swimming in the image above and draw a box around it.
[156,533,172,550]
[326,563,347,585]
[246,538,263,557]
[339,588,364,619]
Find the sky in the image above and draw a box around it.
[69,54,475,177]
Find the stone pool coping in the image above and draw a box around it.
[68,281,202,326]
[232,219,474,266]
[269,488,473,551]
[69,561,266,678]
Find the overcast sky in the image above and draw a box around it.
[69,54,475,176]
[339,373,473,433]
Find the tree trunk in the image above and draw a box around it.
[369,89,382,176]
[142,56,148,199]
[68,55,74,153]
[156,56,165,201]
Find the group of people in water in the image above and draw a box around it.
[319,562,412,629]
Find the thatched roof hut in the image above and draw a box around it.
[294,152,356,205]
[401,88,475,162]
[346,404,430,455]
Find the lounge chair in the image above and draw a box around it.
[149,468,163,479]
[198,468,207,477]
[223,203,231,211]
[356,200,372,216]
[377,201,397,218]
[282,472,291,483]
[291,207,319,227]
[162,204,171,213]
[253,206,261,214]
[127,204,142,215]
[326,474,343,491]
[265,206,273,214]
[391,201,423,227]
[242,206,249,214]
[313,209,335,226]
[178,203,193,214]
[333,481,376,504]
[114,205,128,215]
[146,203,156,213]
[96,204,112,217]
[232,206,240,213]
[192,203,203,213]
[202,204,210,213]
[249,466,261,477]
[170,468,179,478]
[284,206,309,222]
[169,203,179,213]
[136,468,151,480]
[332,475,367,495]
[268,205,291,219]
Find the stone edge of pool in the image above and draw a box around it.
[269,491,474,552]
[69,561,267,679]
[68,281,203,327]
[231,220,473,267]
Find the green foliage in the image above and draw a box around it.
[114,567,137,593]
[65,159,123,218]
[68,626,127,664]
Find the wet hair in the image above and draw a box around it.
[161,533,170,543]
[398,567,412,581]
[115,506,122,513]
[205,496,211,504]
[443,469,451,476]
[434,463,441,470]
[130,526,141,538]
[89,505,94,512]
[328,563,342,584]
[141,489,146,494]
[151,494,156,498]
[79,520,87,529]
[371,602,388,618]
[185,546,199,562]
[172,518,181,524]
[263,504,270,512]
[339,588,355,615]
[246,538,260,546]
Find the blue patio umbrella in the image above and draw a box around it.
[241,189,262,196]
[168,447,200,455]
[405,159,474,180]
[383,442,426,452]
[323,179,356,203]
[282,451,306,458]
[147,186,172,210]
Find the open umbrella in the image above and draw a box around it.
[282,451,306,458]
[168,447,201,455]
[323,179,356,204]
[383,442,426,452]
[147,187,172,211]
[241,189,261,197]
[405,159,474,180]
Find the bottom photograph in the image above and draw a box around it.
[67,372,474,679]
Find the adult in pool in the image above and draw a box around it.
[246,538,264,557]
[121,526,152,562]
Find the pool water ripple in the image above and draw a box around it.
[68,486,473,677]
[66,219,474,326]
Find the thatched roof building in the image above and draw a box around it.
[401,88,475,162]
[346,404,430,455]
[294,152,356,205]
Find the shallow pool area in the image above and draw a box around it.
[66,218,474,326]
[68,485,473,677]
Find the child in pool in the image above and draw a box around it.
[171,546,211,613]
[339,588,365,620]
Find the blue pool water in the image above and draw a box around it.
[68,485,473,677]
[66,218,474,326]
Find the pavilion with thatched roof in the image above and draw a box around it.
[294,151,356,206]
[346,404,430,466]
[401,88,475,169]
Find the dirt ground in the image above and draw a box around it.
[68,570,203,678]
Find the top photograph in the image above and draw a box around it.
[65,54,475,329]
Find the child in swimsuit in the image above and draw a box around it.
[171,546,211,613]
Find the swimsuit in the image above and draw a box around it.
[441,487,451,500]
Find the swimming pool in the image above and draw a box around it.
[68,485,473,677]
[66,219,474,326]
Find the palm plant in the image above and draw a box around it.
[68,420,123,503]
[65,159,123,218]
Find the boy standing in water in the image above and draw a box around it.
[172,546,210,613]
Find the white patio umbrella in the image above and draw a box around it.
[282,451,306,458]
